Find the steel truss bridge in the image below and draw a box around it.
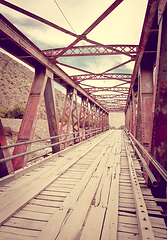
[0,0,167,239]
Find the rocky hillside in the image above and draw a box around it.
[0,51,69,161]
[0,51,66,120]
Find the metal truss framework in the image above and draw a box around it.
[125,0,167,197]
[0,0,134,112]
[43,45,138,58]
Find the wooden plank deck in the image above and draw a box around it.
[0,130,166,240]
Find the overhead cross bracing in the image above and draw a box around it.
[0,0,143,112]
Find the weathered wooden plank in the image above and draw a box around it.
[61,137,115,210]
[0,233,36,240]
[150,216,167,228]
[35,194,65,202]
[101,135,121,240]
[119,192,134,198]
[14,210,52,221]
[118,222,138,234]
[4,217,46,231]
[152,228,167,239]
[45,185,72,192]
[23,204,57,214]
[119,215,138,225]
[118,230,139,239]
[40,190,68,197]
[46,177,100,240]
[0,225,39,239]
[94,167,113,208]
[59,174,82,179]
[35,208,69,240]
[80,206,105,240]
[30,199,62,208]
[0,164,58,203]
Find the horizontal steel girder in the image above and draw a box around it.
[43,45,138,58]
[94,94,128,99]
[71,73,132,82]
[84,87,129,94]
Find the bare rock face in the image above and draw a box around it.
[0,51,66,120]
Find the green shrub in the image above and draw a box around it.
[0,109,8,118]
[0,104,25,119]
[117,125,125,130]
[12,104,25,119]
[59,115,68,123]
[109,125,116,130]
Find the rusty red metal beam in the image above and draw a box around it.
[56,62,95,75]
[0,119,13,177]
[102,59,134,74]
[80,81,129,89]
[83,0,124,35]
[43,45,138,58]
[107,107,125,112]
[71,73,132,83]
[94,93,128,99]
[84,86,129,94]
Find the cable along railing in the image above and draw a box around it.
[0,127,108,165]
[124,127,167,187]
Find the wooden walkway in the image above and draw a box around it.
[0,130,166,240]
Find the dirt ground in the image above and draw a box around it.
[1,118,52,163]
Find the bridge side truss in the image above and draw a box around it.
[125,0,167,197]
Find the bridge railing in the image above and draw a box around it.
[0,127,109,165]
[124,128,167,186]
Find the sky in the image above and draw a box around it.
[0,0,149,121]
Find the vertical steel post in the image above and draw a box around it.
[139,58,154,152]
[44,72,60,153]
[136,74,143,145]
[125,104,130,131]
[129,98,133,134]
[71,89,80,144]
[85,101,90,139]
[0,119,14,177]
[12,65,47,171]
[102,111,106,132]
[106,113,109,130]
[99,109,103,132]
[79,97,88,141]
[94,105,99,135]
[151,6,167,197]
[138,58,154,183]
[60,88,74,149]
[132,89,138,138]
[89,102,94,137]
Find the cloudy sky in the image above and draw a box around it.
[0,0,148,76]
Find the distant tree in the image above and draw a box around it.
[117,125,125,130]
[109,125,116,130]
